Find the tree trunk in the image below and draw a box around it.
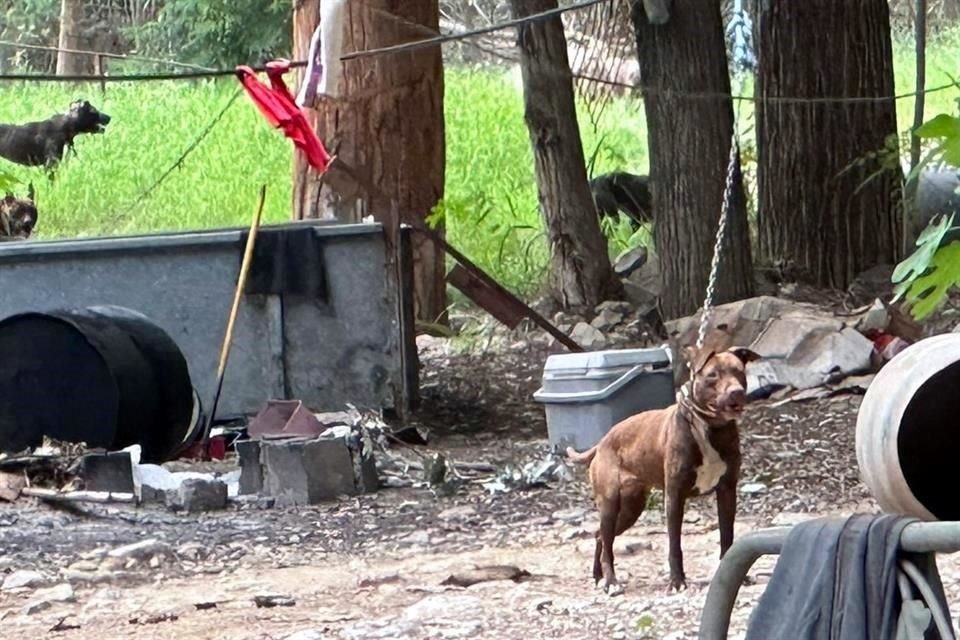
[756,0,901,289]
[56,0,87,75]
[293,0,447,326]
[510,0,623,313]
[632,0,754,320]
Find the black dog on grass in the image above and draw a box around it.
[590,171,653,230]
[0,100,111,176]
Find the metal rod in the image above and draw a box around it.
[698,527,788,640]
[698,521,960,640]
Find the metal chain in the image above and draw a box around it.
[696,0,755,349]
[696,130,740,349]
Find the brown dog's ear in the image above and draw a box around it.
[684,345,718,375]
[728,346,761,365]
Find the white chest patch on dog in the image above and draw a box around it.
[694,436,727,495]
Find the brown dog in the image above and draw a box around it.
[566,344,760,595]
[0,185,38,241]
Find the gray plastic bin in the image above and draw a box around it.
[533,346,675,452]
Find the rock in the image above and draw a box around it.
[24,600,51,615]
[108,539,172,561]
[591,308,624,332]
[2,570,47,591]
[854,299,890,333]
[611,537,653,555]
[551,507,588,523]
[403,593,485,623]
[553,311,583,326]
[626,251,662,297]
[0,470,25,502]
[66,560,100,573]
[283,632,326,640]
[613,245,649,277]
[32,583,75,604]
[596,300,634,315]
[771,511,810,527]
[401,530,431,546]
[623,281,659,309]
[134,464,216,504]
[61,569,127,585]
[438,505,477,521]
[569,322,607,350]
[254,594,296,608]
[740,482,768,495]
[174,478,228,513]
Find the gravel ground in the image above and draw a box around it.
[1,299,958,639]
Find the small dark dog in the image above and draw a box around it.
[0,100,111,175]
[0,183,38,241]
[567,342,760,595]
[590,171,653,230]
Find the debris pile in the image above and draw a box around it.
[666,294,922,403]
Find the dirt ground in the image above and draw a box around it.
[3,322,960,639]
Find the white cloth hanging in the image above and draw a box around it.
[296,0,347,107]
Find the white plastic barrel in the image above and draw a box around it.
[856,333,960,521]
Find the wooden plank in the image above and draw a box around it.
[446,264,525,329]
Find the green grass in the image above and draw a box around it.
[0,30,957,296]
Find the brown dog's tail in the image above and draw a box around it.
[565,445,598,465]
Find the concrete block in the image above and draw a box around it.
[78,452,134,493]
[260,436,377,506]
[236,439,263,495]
[176,478,228,513]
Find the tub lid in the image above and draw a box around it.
[543,346,672,373]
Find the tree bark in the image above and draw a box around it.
[293,0,447,326]
[56,0,88,75]
[756,0,901,289]
[632,0,754,320]
[510,0,622,313]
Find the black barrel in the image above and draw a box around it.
[0,305,199,463]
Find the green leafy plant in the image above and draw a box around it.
[893,214,958,319]
[893,100,960,320]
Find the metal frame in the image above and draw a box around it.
[699,522,960,639]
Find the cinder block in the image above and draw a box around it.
[78,452,135,494]
[236,439,263,495]
[259,436,378,506]
[176,478,228,513]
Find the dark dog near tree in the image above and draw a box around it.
[589,171,653,229]
[0,184,39,241]
[566,343,760,595]
[0,100,112,175]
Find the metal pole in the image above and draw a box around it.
[698,521,960,640]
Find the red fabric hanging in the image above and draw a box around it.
[236,60,333,174]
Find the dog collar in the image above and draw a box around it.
[677,381,721,423]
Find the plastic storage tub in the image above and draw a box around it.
[534,346,675,452]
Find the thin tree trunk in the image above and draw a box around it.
[632,0,754,320]
[292,0,447,326]
[756,0,901,288]
[56,0,87,75]
[510,0,623,313]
